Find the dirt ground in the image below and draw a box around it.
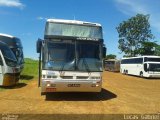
[0,71,160,114]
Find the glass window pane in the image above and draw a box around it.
[45,23,102,39]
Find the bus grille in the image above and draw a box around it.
[60,76,73,79]
[76,76,88,79]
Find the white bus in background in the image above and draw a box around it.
[121,56,160,78]
[36,19,106,95]
[104,59,120,72]
[0,42,20,86]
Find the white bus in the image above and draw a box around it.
[121,56,160,78]
[36,19,106,95]
[0,42,20,86]
[104,59,120,72]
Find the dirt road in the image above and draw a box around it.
[0,71,160,114]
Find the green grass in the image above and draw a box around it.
[20,58,39,80]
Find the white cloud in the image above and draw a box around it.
[114,0,160,33]
[0,0,25,9]
[37,17,44,20]
[37,16,55,21]
[37,16,48,21]
[115,0,148,15]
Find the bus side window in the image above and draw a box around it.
[0,56,3,66]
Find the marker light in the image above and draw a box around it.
[47,83,51,87]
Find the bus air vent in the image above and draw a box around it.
[76,76,88,79]
[61,76,73,79]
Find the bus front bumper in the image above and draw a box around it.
[41,80,102,94]
[2,73,20,86]
[148,74,160,78]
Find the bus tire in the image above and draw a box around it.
[140,72,143,77]
[126,70,128,74]
[41,92,46,96]
[123,70,126,74]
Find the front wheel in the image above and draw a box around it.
[126,70,128,74]
[140,72,143,77]
[123,70,126,74]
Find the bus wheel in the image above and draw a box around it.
[140,72,143,77]
[123,70,126,74]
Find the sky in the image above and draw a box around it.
[0,0,160,59]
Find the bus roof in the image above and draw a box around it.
[122,56,160,60]
[0,33,14,38]
[47,19,102,27]
[0,33,22,48]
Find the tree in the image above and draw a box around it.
[116,14,154,57]
[137,41,157,55]
[105,54,116,59]
[155,45,160,56]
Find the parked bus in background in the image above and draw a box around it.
[104,59,120,72]
[0,42,20,86]
[0,33,24,71]
[37,19,106,95]
[121,56,160,78]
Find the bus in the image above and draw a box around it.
[0,33,24,71]
[104,59,120,72]
[121,56,160,78]
[0,42,20,86]
[36,19,106,95]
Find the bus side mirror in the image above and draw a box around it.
[103,46,106,58]
[36,39,42,53]
[144,63,148,72]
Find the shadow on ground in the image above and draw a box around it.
[20,75,34,80]
[45,88,117,101]
[0,83,27,89]
[124,74,160,80]
[105,70,120,73]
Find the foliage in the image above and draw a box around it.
[105,54,116,59]
[116,14,154,56]
[137,41,157,55]
[155,45,160,56]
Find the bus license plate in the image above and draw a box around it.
[68,84,80,87]
[46,88,56,92]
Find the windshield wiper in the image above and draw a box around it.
[59,62,65,75]
[4,56,17,62]
[82,58,90,73]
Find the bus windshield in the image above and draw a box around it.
[43,41,75,71]
[0,36,23,65]
[43,40,102,72]
[77,41,102,71]
[1,46,17,67]
[149,63,160,72]
[45,22,103,39]
[11,48,24,65]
